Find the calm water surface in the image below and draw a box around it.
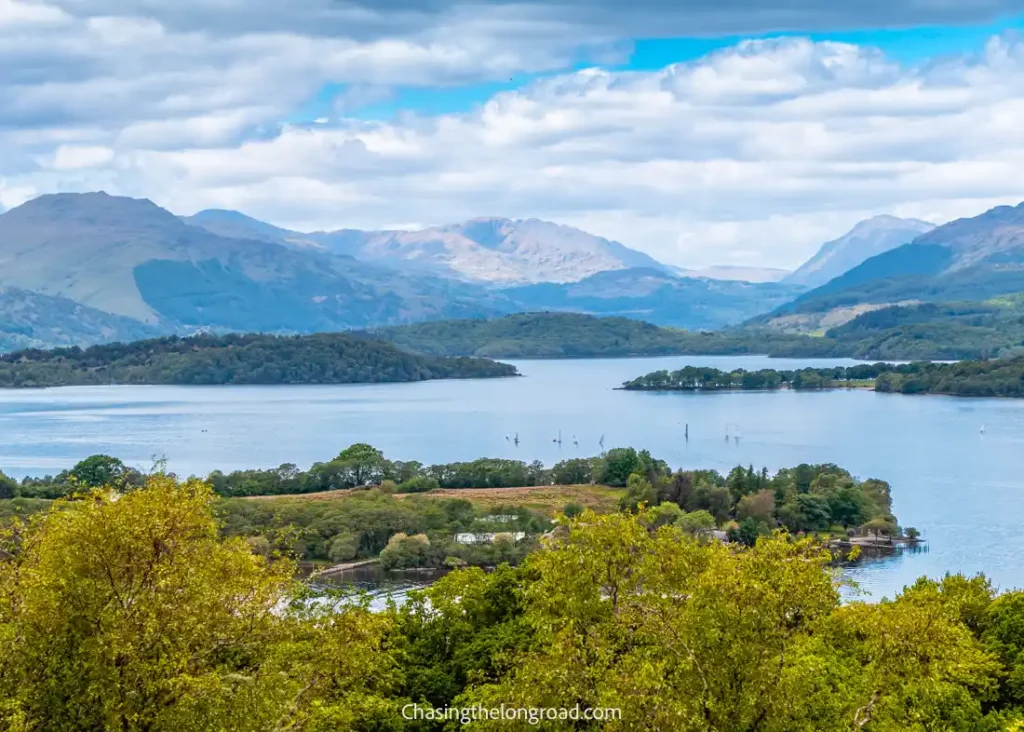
[2,355,1023,600]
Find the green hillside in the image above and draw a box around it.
[0,333,517,388]
[364,312,840,359]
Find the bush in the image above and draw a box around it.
[677,510,717,534]
[379,533,435,570]
[328,532,360,563]
[398,476,440,494]
[562,501,585,518]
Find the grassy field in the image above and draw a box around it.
[242,484,624,516]
[409,485,624,515]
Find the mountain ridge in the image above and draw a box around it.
[188,210,673,285]
[784,215,935,288]
[754,201,1024,332]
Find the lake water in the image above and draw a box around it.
[3,354,1024,601]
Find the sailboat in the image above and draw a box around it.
[598,434,605,449]
[514,432,520,446]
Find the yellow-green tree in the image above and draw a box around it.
[0,476,402,731]
[457,510,1008,731]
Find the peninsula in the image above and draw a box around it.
[0,332,517,388]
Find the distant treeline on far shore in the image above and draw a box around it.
[622,357,1024,398]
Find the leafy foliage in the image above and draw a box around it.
[5,479,1024,729]
[0,332,517,387]
[0,477,404,730]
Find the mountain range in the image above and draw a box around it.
[184,210,667,285]
[756,203,1024,332]
[0,193,805,349]
[5,191,1024,352]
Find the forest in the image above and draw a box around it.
[365,307,1024,360]
[0,332,517,387]
[362,312,833,359]
[0,476,1021,730]
[623,357,1024,398]
[2,446,908,565]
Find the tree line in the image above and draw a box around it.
[623,357,1024,398]
[3,446,909,552]
[0,332,517,388]
[0,477,1020,730]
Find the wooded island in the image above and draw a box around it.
[622,357,1024,397]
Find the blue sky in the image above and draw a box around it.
[290,16,1024,123]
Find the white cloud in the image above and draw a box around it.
[3,1,1024,268]
[46,145,115,170]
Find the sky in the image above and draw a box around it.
[2,0,1024,269]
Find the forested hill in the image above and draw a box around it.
[0,333,518,388]
[363,312,835,359]
[363,310,1024,361]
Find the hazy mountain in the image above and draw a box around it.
[312,217,671,284]
[784,215,935,288]
[1,193,804,347]
[671,265,791,283]
[757,202,1024,330]
[1,287,163,353]
[187,210,670,285]
[503,267,804,330]
[0,193,507,336]
[182,209,326,251]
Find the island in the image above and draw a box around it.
[0,332,518,388]
[621,357,1024,398]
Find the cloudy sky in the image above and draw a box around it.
[2,0,1024,269]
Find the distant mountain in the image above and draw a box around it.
[0,193,507,336]
[756,202,1024,331]
[188,210,670,285]
[502,267,804,330]
[784,215,935,288]
[1,193,804,348]
[671,265,791,283]
[1,287,163,353]
[182,209,326,251]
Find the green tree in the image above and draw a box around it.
[551,458,593,485]
[728,517,764,546]
[598,448,639,487]
[378,532,434,570]
[676,509,717,535]
[0,471,17,500]
[327,532,360,563]
[649,501,684,528]
[618,472,657,512]
[333,443,389,487]
[68,454,128,489]
[736,489,775,525]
